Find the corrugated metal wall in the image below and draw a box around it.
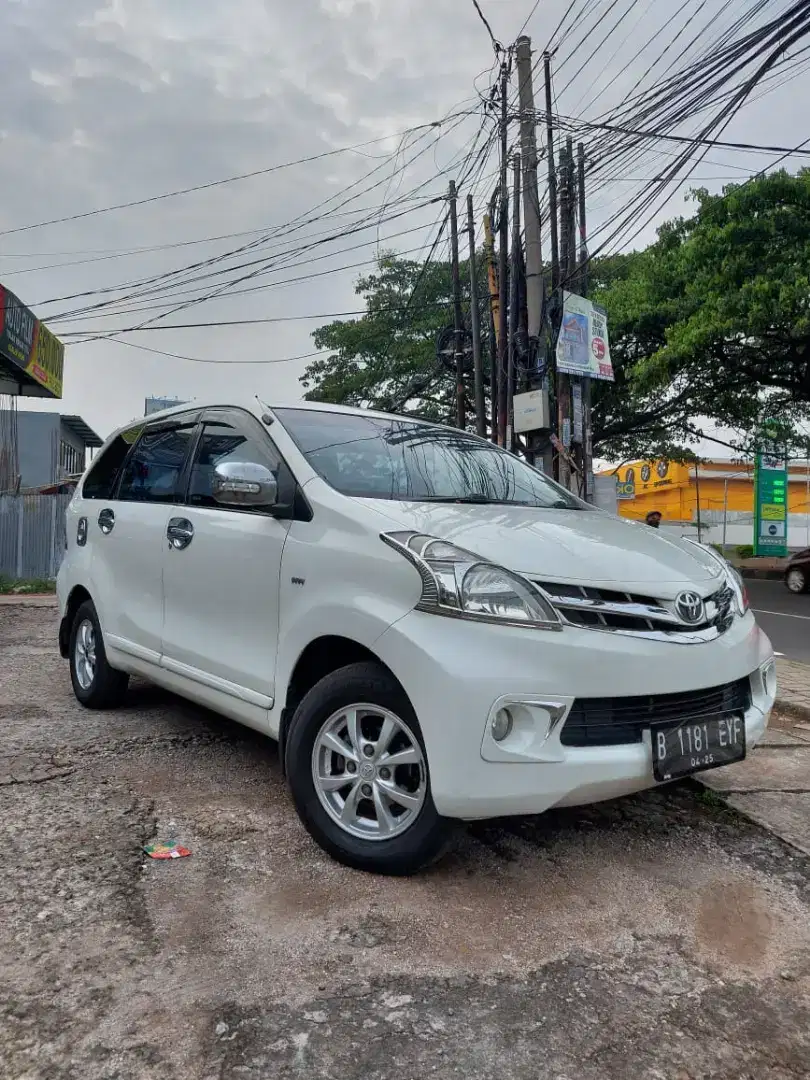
[0,493,70,580]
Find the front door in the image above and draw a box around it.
[160,409,292,708]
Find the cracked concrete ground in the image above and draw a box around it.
[1,603,809,1080]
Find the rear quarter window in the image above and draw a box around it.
[81,424,144,500]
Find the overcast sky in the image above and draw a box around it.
[2,0,808,447]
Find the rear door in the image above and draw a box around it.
[160,408,294,707]
[90,415,199,663]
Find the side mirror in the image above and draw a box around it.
[211,461,278,508]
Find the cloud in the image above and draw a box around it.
[0,0,807,440]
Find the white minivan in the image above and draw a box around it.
[57,400,776,874]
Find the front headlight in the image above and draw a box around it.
[681,539,749,616]
[382,531,561,630]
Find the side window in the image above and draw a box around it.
[188,420,283,512]
[82,423,144,500]
[118,424,196,504]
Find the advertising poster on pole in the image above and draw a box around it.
[556,291,614,381]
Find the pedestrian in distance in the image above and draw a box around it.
[645,510,662,528]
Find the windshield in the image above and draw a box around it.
[275,408,586,509]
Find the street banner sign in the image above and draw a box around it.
[0,283,64,398]
[556,291,614,381]
[754,440,788,556]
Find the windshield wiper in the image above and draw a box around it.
[417,494,529,505]
[416,494,579,509]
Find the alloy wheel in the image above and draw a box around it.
[786,569,806,593]
[311,703,426,841]
[74,618,97,690]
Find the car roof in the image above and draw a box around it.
[112,398,451,438]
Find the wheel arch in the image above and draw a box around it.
[59,584,93,657]
[278,635,404,774]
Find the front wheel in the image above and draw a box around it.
[785,568,807,594]
[285,662,451,875]
[69,599,129,709]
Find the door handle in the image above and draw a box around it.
[167,517,194,550]
[98,508,115,535]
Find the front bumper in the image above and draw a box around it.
[374,610,775,819]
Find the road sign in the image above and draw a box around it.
[754,440,788,556]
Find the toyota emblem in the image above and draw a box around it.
[675,590,704,624]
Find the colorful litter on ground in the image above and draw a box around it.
[143,842,191,860]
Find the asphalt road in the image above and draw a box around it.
[747,577,810,663]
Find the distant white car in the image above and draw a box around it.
[57,400,776,874]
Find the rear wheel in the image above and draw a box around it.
[69,600,129,709]
[285,662,451,875]
[785,568,807,594]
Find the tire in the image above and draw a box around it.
[285,661,451,875]
[785,568,807,594]
[69,599,129,709]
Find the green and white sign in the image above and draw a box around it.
[754,443,788,556]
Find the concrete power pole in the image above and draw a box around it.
[577,141,594,501]
[497,63,510,447]
[467,194,486,437]
[515,35,553,475]
[557,140,572,490]
[543,52,560,292]
[507,153,521,454]
[448,180,466,430]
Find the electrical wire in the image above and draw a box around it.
[0,111,478,239]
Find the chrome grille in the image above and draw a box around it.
[533,580,736,641]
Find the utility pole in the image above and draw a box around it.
[557,140,572,489]
[448,180,466,430]
[543,52,560,292]
[497,63,510,447]
[577,141,593,502]
[694,461,703,540]
[467,194,485,438]
[516,35,553,474]
[565,137,576,283]
[483,209,499,441]
[507,154,521,454]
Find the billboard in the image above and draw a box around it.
[556,291,614,381]
[144,396,188,416]
[0,284,64,398]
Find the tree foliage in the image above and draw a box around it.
[302,170,810,459]
[303,254,490,424]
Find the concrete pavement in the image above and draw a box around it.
[698,657,810,857]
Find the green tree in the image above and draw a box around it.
[592,169,810,458]
[303,253,490,424]
[303,170,810,459]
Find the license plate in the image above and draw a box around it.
[651,714,746,782]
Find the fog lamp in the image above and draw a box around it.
[491,707,514,742]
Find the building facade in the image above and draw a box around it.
[15,411,102,490]
[600,458,810,550]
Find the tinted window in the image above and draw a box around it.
[82,424,144,500]
[118,424,195,503]
[276,408,585,509]
[188,420,282,511]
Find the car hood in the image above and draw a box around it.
[354,499,724,593]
